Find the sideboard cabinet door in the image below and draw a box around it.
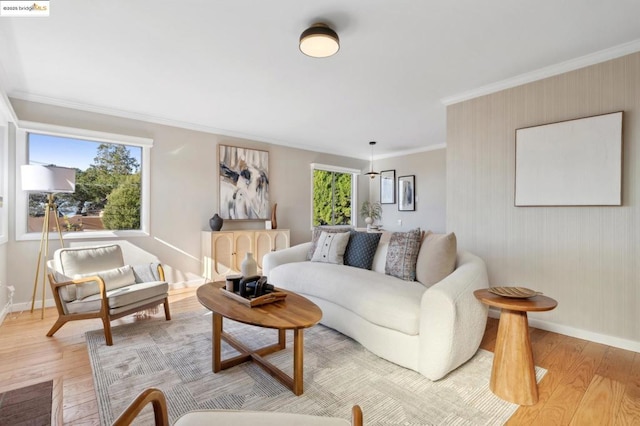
[254,230,290,270]
[202,230,290,280]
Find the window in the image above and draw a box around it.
[310,163,359,227]
[16,122,153,240]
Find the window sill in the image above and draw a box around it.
[16,229,149,241]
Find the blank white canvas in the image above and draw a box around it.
[515,111,622,206]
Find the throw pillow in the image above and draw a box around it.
[385,228,422,281]
[73,265,136,299]
[344,231,382,270]
[415,231,457,286]
[307,226,352,260]
[132,263,162,283]
[311,231,351,264]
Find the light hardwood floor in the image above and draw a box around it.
[1,287,638,425]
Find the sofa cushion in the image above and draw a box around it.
[371,242,389,274]
[73,265,137,300]
[307,227,352,260]
[416,231,458,287]
[385,228,422,281]
[344,231,382,270]
[270,262,425,335]
[54,244,125,301]
[55,244,125,276]
[65,281,169,314]
[50,270,76,302]
[311,231,351,264]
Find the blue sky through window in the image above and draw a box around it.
[28,133,142,170]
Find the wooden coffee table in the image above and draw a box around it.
[196,281,322,395]
[474,288,557,405]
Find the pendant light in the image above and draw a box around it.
[364,141,380,179]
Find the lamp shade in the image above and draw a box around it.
[21,165,76,193]
[299,23,340,58]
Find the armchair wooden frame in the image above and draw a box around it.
[46,264,171,346]
[112,387,363,426]
[113,388,169,426]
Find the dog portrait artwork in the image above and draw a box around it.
[219,145,269,220]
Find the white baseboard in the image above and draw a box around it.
[169,278,207,290]
[10,298,56,313]
[0,303,9,325]
[5,279,205,315]
[488,308,640,353]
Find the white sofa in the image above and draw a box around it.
[263,232,489,381]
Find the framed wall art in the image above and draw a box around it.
[219,145,269,219]
[515,111,622,206]
[380,169,395,204]
[398,175,415,211]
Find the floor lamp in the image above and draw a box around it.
[21,165,76,319]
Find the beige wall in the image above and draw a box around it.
[7,99,368,306]
[0,117,14,321]
[367,149,446,233]
[447,52,640,349]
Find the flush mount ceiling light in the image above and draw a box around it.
[364,141,380,179]
[299,23,340,58]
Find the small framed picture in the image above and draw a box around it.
[380,170,395,204]
[398,175,415,211]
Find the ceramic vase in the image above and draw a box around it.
[365,216,373,231]
[241,253,258,277]
[209,213,223,231]
[271,203,278,229]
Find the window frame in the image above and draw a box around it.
[309,163,360,228]
[15,121,153,241]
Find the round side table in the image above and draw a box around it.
[474,288,557,406]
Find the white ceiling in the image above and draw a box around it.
[1,1,640,160]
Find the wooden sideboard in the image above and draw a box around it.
[201,230,290,281]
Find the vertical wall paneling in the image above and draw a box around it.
[447,52,640,347]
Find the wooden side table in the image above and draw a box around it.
[474,288,557,405]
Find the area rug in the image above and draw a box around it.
[0,380,52,426]
[86,311,546,425]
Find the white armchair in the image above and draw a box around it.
[46,244,171,345]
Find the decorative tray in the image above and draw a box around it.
[488,286,542,299]
[220,288,287,307]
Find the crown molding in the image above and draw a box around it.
[441,38,640,106]
[8,91,295,146]
[9,92,447,159]
[0,87,18,125]
[372,143,446,161]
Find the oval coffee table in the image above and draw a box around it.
[474,288,557,405]
[197,281,322,395]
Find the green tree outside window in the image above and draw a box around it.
[313,169,352,226]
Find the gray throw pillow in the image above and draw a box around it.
[385,228,422,281]
[311,231,351,264]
